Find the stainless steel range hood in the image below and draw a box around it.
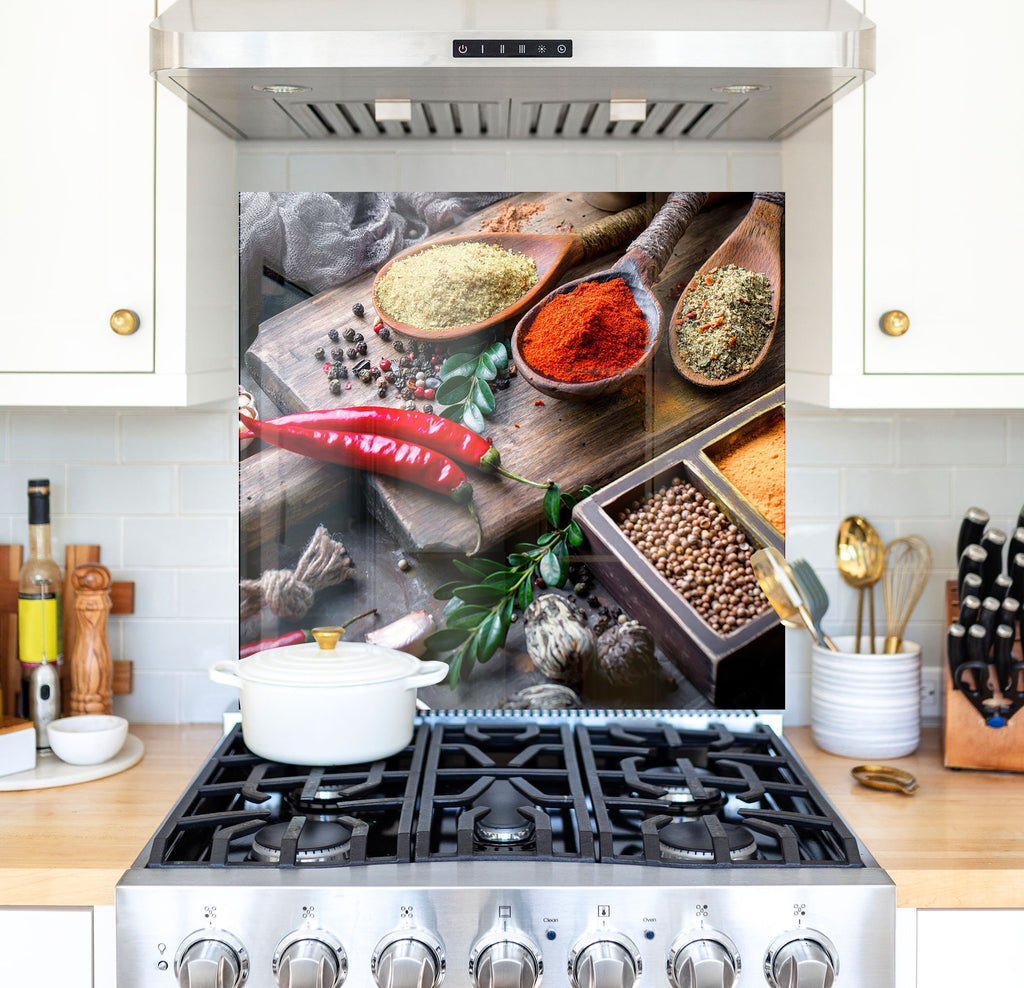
[150,0,874,142]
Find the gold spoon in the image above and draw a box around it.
[750,547,837,650]
[836,516,886,653]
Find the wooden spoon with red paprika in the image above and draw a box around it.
[511,192,710,402]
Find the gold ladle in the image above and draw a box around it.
[836,516,886,653]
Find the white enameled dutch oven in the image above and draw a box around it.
[208,627,447,765]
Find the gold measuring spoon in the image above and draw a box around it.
[836,516,886,653]
[851,765,919,795]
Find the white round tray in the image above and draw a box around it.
[0,733,144,791]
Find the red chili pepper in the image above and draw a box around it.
[239,629,311,657]
[243,415,472,502]
[239,406,547,487]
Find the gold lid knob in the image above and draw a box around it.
[110,309,140,336]
[880,310,910,337]
[310,627,345,650]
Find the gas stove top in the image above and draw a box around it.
[117,713,895,988]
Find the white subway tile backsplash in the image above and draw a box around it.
[237,151,289,190]
[728,153,783,189]
[34,516,124,568]
[120,412,230,463]
[785,467,840,519]
[787,415,893,466]
[617,152,728,190]
[1007,416,1024,465]
[898,413,1006,465]
[291,152,400,191]
[113,671,182,724]
[117,568,180,619]
[9,412,117,463]
[68,465,176,515]
[178,569,238,619]
[0,465,67,514]
[950,467,1024,523]
[780,521,839,571]
[181,465,239,515]
[179,672,239,724]
[0,412,8,460]
[123,517,236,568]
[122,618,237,671]
[506,152,617,191]
[843,468,951,518]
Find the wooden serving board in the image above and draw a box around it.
[244,193,785,554]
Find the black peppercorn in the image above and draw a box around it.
[377,384,387,398]
[330,346,344,362]
[342,327,356,342]
[328,328,340,342]
[359,370,373,384]
[399,355,413,368]
[378,326,391,341]
[313,346,325,360]
[393,339,405,353]
[352,333,364,344]
[423,404,433,414]
[355,341,368,356]
[327,365,340,380]
[384,371,396,384]
[346,346,357,360]
[335,362,348,378]
[416,342,429,354]
[370,367,381,380]
[587,595,601,609]
[329,379,342,395]
[352,302,364,317]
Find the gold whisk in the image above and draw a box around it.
[882,535,933,654]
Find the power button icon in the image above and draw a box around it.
[458,44,468,54]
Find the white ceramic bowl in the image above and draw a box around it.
[47,715,128,765]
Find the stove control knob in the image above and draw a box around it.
[372,931,445,988]
[470,933,543,988]
[174,930,249,988]
[273,931,347,988]
[764,931,838,988]
[668,932,740,988]
[568,933,641,988]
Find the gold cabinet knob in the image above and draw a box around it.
[310,627,344,650]
[109,309,140,336]
[880,310,910,337]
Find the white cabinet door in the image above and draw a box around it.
[1,0,155,374]
[0,907,94,987]
[862,0,1024,377]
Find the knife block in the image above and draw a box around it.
[943,580,1024,772]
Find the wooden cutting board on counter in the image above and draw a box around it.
[244,193,785,554]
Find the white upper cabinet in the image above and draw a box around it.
[0,0,236,406]
[785,0,1024,407]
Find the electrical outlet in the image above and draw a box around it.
[920,667,942,720]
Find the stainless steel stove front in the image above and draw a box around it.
[116,860,895,988]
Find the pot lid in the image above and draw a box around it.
[236,635,425,687]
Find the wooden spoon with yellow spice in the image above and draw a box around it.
[371,201,656,344]
[669,192,784,388]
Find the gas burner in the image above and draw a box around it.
[251,820,352,864]
[657,821,757,863]
[286,785,353,820]
[471,780,536,845]
[656,785,727,818]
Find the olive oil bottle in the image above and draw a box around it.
[18,479,62,723]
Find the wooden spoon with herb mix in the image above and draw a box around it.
[669,192,784,388]
[370,202,655,343]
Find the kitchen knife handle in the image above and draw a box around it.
[990,574,1014,603]
[1008,527,1024,569]
[994,624,1016,695]
[978,596,1002,653]
[946,623,966,689]
[998,596,1020,632]
[980,529,1007,588]
[957,507,990,562]
[958,594,982,629]
[958,544,988,599]
[964,624,993,698]
[1010,552,1024,605]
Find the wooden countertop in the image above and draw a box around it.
[786,726,1024,909]
[1,725,1020,909]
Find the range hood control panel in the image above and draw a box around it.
[452,40,573,58]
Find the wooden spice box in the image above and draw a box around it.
[573,388,784,707]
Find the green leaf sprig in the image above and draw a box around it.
[425,483,594,687]
[434,340,508,432]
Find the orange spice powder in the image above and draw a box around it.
[710,411,785,535]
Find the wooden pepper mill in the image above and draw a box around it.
[69,563,113,715]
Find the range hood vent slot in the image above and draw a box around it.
[512,100,734,139]
[282,100,505,139]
